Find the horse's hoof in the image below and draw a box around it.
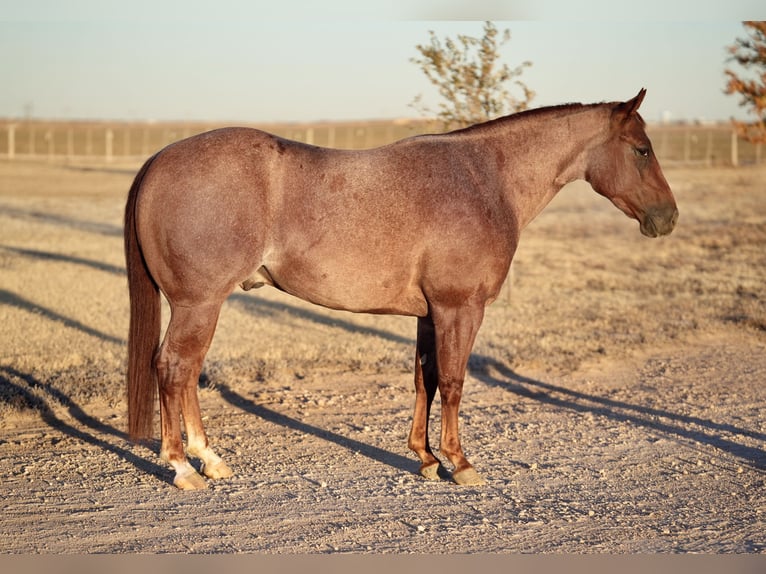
[419,461,442,481]
[202,459,233,480]
[452,467,486,486]
[173,469,208,490]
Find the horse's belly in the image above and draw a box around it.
[261,258,428,317]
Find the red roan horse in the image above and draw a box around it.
[125,89,677,489]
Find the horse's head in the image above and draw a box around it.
[586,89,678,237]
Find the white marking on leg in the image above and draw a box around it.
[189,444,233,479]
[169,459,207,490]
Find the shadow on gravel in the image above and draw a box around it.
[216,382,419,475]
[225,292,766,472]
[0,365,166,481]
[0,203,123,237]
[0,288,125,346]
[472,356,766,471]
[0,245,125,276]
[61,164,139,177]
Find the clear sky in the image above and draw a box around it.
[1,1,764,124]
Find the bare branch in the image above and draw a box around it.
[410,21,534,130]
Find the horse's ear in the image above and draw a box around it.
[614,88,647,121]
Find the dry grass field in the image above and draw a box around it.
[0,155,765,553]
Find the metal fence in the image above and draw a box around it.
[0,119,436,163]
[649,124,763,167]
[1,119,763,166]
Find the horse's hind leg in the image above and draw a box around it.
[156,301,228,490]
[181,366,234,481]
[407,314,445,480]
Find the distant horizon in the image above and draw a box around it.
[2,4,765,125]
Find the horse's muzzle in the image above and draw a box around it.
[640,205,678,238]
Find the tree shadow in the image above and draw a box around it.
[0,365,166,481]
[0,245,125,276]
[215,382,418,475]
[471,356,766,471]
[0,288,125,346]
[0,203,123,237]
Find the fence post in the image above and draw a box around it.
[123,128,131,157]
[67,128,74,160]
[731,130,739,167]
[105,128,113,162]
[86,128,93,157]
[45,130,54,161]
[7,124,15,159]
[29,125,35,156]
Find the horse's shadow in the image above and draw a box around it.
[7,350,765,488]
[4,277,763,485]
[213,354,766,478]
[224,294,766,474]
[470,356,766,471]
[214,382,418,475]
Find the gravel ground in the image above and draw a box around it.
[0,160,764,553]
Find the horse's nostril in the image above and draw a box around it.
[660,207,679,235]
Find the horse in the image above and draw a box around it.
[125,88,678,490]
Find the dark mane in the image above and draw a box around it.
[445,101,607,135]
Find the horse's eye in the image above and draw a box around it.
[634,146,650,158]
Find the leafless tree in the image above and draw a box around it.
[411,21,534,130]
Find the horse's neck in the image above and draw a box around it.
[485,105,611,230]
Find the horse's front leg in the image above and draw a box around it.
[431,303,486,486]
[407,314,444,480]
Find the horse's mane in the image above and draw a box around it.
[444,101,609,136]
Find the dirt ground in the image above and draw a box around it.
[0,158,764,553]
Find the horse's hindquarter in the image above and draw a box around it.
[135,129,281,304]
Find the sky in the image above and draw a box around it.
[0,1,764,124]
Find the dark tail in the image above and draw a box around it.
[124,154,160,441]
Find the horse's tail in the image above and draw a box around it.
[124,154,160,441]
